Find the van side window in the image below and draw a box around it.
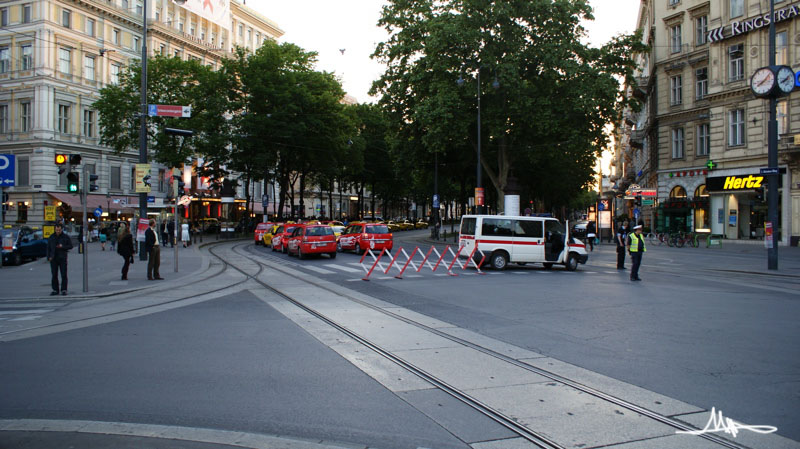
[514,220,543,238]
[482,218,512,237]
[460,218,476,236]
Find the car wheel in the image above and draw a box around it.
[297,247,304,260]
[543,263,553,270]
[490,251,508,270]
[329,252,336,259]
[13,252,22,266]
[565,254,578,271]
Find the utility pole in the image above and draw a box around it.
[138,0,149,261]
[82,165,89,292]
[767,0,779,270]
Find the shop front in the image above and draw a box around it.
[657,171,710,234]
[706,169,789,242]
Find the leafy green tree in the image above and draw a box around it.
[372,0,645,211]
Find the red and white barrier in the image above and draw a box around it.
[359,244,486,281]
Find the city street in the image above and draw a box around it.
[0,233,798,449]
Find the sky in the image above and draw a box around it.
[252,0,641,103]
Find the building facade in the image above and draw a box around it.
[0,0,283,230]
[627,0,799,244]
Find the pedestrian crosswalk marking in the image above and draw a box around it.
[9,316,42,321]
[324,264,361,273]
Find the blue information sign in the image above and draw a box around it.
[147,196,155,203]
[0,154,16,187]
[262,194,269,208]
[94,207,103,218]
[148,104,158,117]
[432,194,440,208]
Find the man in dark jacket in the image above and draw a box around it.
[144,219,163,280]
[46,223,73,295]
[167,219,175,248]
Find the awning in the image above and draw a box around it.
[48,192,140,212]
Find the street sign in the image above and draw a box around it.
[148,104,192,118]
[178,195,192,206]
[147,196,155,203]
[759,167,786,175]
[474,188,484,206]
[94,207,103,218]
[44,206,57,221]
[262,194,269,208]
[433,194,440,208]
[0,154,16,187]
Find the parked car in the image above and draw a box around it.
[399,220,416,231]
[415,220,429,229]
[385,221,402,232]
[337,223,393,253]
[1,226,49,266]
[254,222,275,245]
[272,223,302,253]
[330,225,346,241]
[261,224,281,247]
[286,224,337,259]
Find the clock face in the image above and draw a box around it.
[751,67,776,96]
[776,66,795,94]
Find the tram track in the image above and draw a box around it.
[227,242,754,449]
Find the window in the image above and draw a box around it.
[17,157,29,187]
[131,167,136,190]
[695,67,708,100]
[669,0,680,5]
[111,166,121,190]
[670,186,687,198]
[728,43,744,81]
[777,100,788,136]
[201,28,206,40]
[62,9,71,28]
[23,4,31,23]
[513,220,544,238]
[670,75,682,105]
[83,109,94,137]
[0,7,7,26]
[155,8,161,21]
[178,21,184,32]
[110,63,120,84]
[16,202,28,223]
[113,29,120,45]
[730,0,744,18]
[247,29,252,43]
[135,1,142,15]
[696,123,710,156]
[58,48,71,74]
[20,101,31,131]
[238,24,243,37]
[84,55,95,81]
[189,23,195,36]
[0,105,7,133]
[121,0,129,9]
[0,47,9,73]
[670,24,682,53]
[58,104,71,134]
[728,109,744,146]
[133,36,140,51]
[776,31,788,65]
[158,168,166,192]
[174,49,181,58]
[671,128,685,159]
[19,44,32,70]
[159,44,166,55]
[481,218,513,237]
[696,15,707,45]
[86,18,95,37]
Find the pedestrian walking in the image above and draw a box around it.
[99,226,108,250]
[627,224,645,281]
[117,223,135,280]
[161,220,169,248]
[586,221,596,252]
[145,219,164,280]
[46,223,73,296]
[181,221,190,248]
[109,224,118,252]
[168,219,176,248]
[616,219,629,270]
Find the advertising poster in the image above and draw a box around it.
[177,0,231,30]
[599,210,611,229]
[137,218,149,242]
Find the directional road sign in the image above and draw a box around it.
[94,207,103,218]
[148,104,192,118]
[0,154,16,187]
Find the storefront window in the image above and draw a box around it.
[670,186,687,198]
[694,185,709,231]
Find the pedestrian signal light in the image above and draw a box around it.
[67,172,80,193]
[89,174,99,192]
[55,154,68,165]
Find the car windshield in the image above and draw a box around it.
[366,225,389,234]
[285,226,299,233]
[306,226,333,236]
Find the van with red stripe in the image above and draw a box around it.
[458,215,588,271]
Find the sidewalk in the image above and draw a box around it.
[0,239,207,300]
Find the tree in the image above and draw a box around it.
[372,0,645,212]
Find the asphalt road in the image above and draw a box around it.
[245,230,800,442]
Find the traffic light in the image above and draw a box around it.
[172,175,185,197]
[55,153,68,166]
[69,154,82,166]
[89,174,99,192]
[67,172,80,193]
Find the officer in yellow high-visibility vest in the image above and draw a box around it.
[627,224,645,282]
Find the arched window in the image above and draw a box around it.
[695,185,708,198]
[670,186,687,198]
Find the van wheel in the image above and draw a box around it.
[543,263,553,270]
[490,251,508,270]
[565,254,578,271]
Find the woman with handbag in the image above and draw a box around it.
[117,222,135,280]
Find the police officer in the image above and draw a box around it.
[627,224,645,282]
[47,223,73,295]
[615,219,629,269]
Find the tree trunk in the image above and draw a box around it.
[299,170,306,219]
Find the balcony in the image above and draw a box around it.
[630,129,646,149]
[632,75,650,99]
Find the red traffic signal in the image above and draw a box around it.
[55,154,68,165]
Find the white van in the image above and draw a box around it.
[458,215,589,271]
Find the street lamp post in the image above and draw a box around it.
[458,66,498,215]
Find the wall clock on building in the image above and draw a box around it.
[776,65,795,95]
[750,67,776,97]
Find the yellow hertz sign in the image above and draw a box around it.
[723,175,763,190]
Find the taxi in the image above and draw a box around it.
[415,220,429,229]
[337,223,393,253]
[399,220,415,231]
[286,224,337,259]
[261,224,281,247]
[385,221,402,232]
[254,222,275,245]
[330,225,346,241]
[271,223,302,253]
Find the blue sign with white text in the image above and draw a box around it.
[0,154,16,187]
[148,104,158,117]
[433,194,440,208]
[94,207,103,218]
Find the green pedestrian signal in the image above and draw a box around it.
[67,172,80,193]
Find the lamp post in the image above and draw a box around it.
[458,66,499,214]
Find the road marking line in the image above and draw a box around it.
[9,316,41,321]
[324,264,361,273]
[303,266,335,274]
[405,274,423,278]
[0,309,54,315]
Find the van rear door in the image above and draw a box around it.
[459,216,477,255]
[512,219,545,262]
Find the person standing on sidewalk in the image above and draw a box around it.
[627,224,645,281]
[615,219,629,270]
[181,221,190,248]
[117,223,135,280]
[46,223,73,296]
[145,219,164,280]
